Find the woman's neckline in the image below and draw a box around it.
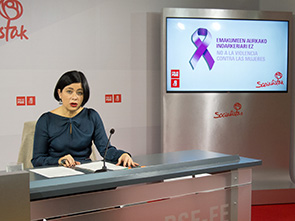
[49,107,85,119]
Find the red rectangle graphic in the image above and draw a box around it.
[105,94,113,103]
[171,79,180,88]
[114,94,122,103]
[16,96,26,106]
[171,69,180,78]
[27,96,36,106]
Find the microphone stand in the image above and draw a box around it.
[95,128,115,173]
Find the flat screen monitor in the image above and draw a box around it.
[164,8,291,93]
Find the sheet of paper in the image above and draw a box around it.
[30,166,84,178]
[75,161,126,171]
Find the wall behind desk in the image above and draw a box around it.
[0,0,258,170]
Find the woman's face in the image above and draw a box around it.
[58,83,84,112]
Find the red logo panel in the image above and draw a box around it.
[171,69,180,78]
[27,96,36,106]
[16,96,26,106]
[114,94,122,103]
[16,96,36,106]
[105,94,113,103]
[171,79,180,88]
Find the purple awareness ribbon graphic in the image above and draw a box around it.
[189,28,215,70]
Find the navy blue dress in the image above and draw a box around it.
[31,108,126,167]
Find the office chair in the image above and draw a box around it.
[17,121,36,169]
[17,121,98,169]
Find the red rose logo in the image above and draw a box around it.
[0,0,23,21]
[233,102,242,111]
[275,72,283,80]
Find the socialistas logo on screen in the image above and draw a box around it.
[190,28,215,71]
[0,0,28,42]
[256,72,284,89]
[214,102,243,119]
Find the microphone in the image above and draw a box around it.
[95,128,115,173]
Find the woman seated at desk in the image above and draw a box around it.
[31,70,138,168]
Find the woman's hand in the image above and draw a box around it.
[58,154,81,168]
[116,153,139,168]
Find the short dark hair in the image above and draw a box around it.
[54,70,90,106]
